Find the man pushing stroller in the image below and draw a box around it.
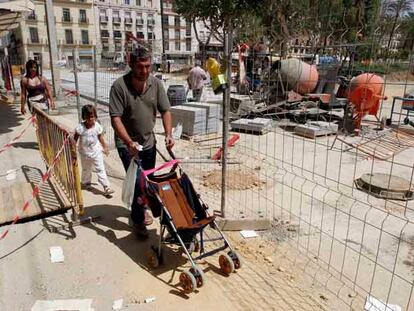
[110,46,175,238]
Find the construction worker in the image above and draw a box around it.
[187,60,207,101]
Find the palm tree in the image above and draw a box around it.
[384,0,412,49]
[400,12,414,50]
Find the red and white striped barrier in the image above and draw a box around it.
[0,136,70,240]
[0,115,36,155]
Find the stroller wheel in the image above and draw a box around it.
[190,266,206,288]
[180,270,197,294]
[145,249,159,269]
[228,251,242,269]
[219,253,235,276]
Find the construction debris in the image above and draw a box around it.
[294,121,338,139]
[49,246,64,263]
[364,295,401,311]
[31,299,93,311]
[112,299,123,310]
[240,230,259,238]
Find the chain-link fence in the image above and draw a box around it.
[57,7,414,309]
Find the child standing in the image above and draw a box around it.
[74,105,114,196]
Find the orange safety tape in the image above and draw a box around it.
[0,136,70,240]
[0,115,36,155]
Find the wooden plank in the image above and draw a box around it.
[215,218,271,231]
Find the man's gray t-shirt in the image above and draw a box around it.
[109,73,170,150]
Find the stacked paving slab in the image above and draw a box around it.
[183,102,221,134]
[171,102,221,136]
[170,105,208,136]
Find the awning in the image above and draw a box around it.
[0,0,35,37]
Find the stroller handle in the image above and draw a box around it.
[143,159,180,176]
[167,146,176,160]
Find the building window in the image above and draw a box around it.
[65,29,73,44]
[162,15,168,25]
[124,0,130,4]
[137,31,144,39]
[186,38,191,51]
[29,27,39,43]
[174,16,180,27]
[62,8,71,22]
[147,0,152,7]
[163,40,169,51]
[81,30,89,44]
[175,30,180,39]
[79,9,87,23]
[148,32,154,40]
[186,20,191,36]
[114,30,122,38]
[101,30,109,38]
[136,0,141,5]
[175,41,180,51]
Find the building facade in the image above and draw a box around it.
[95,0,162,66]
[11,0,96,69]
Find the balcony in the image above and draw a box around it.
[99,16,108,23]
[58,39,78,46]
[125,17,133,24]
[113,17,121,24]
[136,18,144,25]
[62,16,73,24]
[101,31,110,38]
[26,38,43,45]
[79,17,89,24]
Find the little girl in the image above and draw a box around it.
[74,104,114,196]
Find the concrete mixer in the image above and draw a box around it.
[279,59,319,95]
[346,73,387,131]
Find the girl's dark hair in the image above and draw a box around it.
[25,59,40,78]
[81,104,97,120]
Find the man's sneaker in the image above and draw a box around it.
[144,209,153,226]
[104,186,115,196]
[133,222,149,239]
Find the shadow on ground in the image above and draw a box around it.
[0,102,25,135]
[82,204,221,299]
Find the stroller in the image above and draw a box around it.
[139,150,242,294]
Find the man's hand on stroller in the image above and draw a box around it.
[165,135,175,150]
[127,141,142,157]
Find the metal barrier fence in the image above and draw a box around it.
[33,106,83,215]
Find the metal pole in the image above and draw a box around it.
[93,46,97,108]
[221,22,232,218]
[44,0,61,100]
[72,49,82,123]
[160,0,166,70]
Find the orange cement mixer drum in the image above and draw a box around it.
[348,73,384,115]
